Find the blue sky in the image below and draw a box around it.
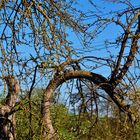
[56,0,140,108]
[0,0,139,91]
[66,0,140,77]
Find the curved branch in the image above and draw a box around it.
[42,70,136,139]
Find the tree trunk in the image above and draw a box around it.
[0,76,20,140]
[42,70,137,139]
[42,86,58,140]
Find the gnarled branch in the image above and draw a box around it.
[42,70,136,139]
[0,76,20,140]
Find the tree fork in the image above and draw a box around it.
[0,76,20,140]
[42,70,137,139]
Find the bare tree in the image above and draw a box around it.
[0,0,140,139]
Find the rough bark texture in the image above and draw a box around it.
[42,87,58,140]
[42,70,136,139]
[0,76,20,140]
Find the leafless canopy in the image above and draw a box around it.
[0,0,140,139]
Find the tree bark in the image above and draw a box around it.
[42,70,136,139]
[41,83,58,140]
[0,76,20,140]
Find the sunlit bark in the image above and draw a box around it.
[42,70,137,139]
[0,76,19,140]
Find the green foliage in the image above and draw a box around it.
[16,92,42,140]
[5,89,139,140]
[51,104,75,140]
